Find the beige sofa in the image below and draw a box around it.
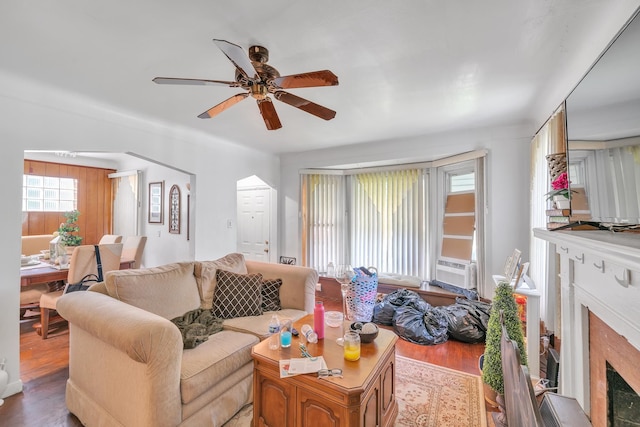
[57,254,318,427]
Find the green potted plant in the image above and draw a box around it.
[481,280,527,417]
[56,210,83,261]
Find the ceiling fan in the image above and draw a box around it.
[153,39,339,130]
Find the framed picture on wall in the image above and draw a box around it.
[169,184,181,234]
[148,181,164,224]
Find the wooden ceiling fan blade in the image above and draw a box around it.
[153,77,241,87]
[213,39,259,81]
[271,70,339,89]
[257,98,282,130]
[198,93,249,119]
[274,91,336,120]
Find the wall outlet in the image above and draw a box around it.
[156,230,161,237]
[227,220,232,228]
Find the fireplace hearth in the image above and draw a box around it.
[590,312,640,426]
[607,363,640,425]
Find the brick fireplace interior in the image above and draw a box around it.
[589,312,640,426]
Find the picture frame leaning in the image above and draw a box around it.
[505,248,522,283]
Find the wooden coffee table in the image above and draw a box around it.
[252,314,398,427]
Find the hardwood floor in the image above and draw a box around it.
[0,291,487,426]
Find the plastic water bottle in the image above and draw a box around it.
[301,324,318,343]
[268,314,281,350]
[327,262,335,278]
[314,301,325,340]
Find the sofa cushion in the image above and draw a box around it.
[261,278,282,311]
[378,273,422,288]
[104,262,201,319]
[194,253,247,309]
[180,330,258,405]
[212,270,263,319]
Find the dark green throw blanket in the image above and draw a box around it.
[170,308,224,349]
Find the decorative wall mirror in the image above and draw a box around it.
[148,181,164,224]
[565,7,640,225]
[169,184,181,234]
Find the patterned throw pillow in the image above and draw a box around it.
[261,278,283,311]
[212,270,263,319]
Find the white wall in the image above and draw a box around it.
[0,71,279,398]
[279,124,533,293]
[137,163,193,267]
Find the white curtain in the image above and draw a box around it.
[109,170,140,237]
[474,156,487,295]
[530,106,565,332]
[301,174,346,271]
[349,169,427,276]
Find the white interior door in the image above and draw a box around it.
[237,187,270,261]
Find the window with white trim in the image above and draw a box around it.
[440,166,476,263]
[22,175,78,212]
[301,151,485,284]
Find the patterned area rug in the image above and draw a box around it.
[394,355,487,427]
[223,355,487,427]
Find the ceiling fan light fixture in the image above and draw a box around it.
[251,83,268,100]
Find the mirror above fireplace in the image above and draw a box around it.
[565,7,640,224]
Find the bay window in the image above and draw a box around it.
[302,151,485,285]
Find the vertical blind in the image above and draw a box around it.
[301,174,346,272]
[303,169,428,277]
[350,169,427,276]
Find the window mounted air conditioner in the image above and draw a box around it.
[435,259,477,289]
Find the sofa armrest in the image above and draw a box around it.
[245,260,318,313]
[57,291,184,427]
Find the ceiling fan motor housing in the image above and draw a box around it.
[249,45,269,63]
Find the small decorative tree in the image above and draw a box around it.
[58,210,83,247]
[482,280,528,396]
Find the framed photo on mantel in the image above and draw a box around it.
[504,248,522,283]
[148,181,164,224]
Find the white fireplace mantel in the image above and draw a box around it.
[534,228,640,415]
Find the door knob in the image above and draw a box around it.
[264,248,269,253]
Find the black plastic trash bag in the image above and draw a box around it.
[372,289,423,326]
[423,308,449,345]
[435,304,483,343]
[434,297,492,343]
[455,297,491,332]
[392,300,448,345]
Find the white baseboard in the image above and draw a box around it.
[2,379,23,399]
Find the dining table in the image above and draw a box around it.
[20,258,135,287]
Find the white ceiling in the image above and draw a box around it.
[1,1,635,154]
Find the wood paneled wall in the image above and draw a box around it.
[22,160,116,245]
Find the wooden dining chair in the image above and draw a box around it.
[20,283,52,320]
[120,235,147,269]
[98,234,123,244]
[37,243,123,339]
